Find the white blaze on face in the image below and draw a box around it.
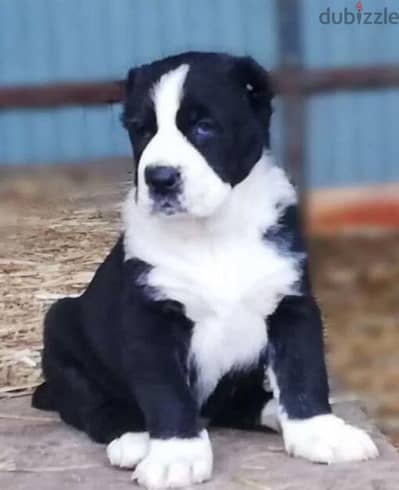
[137,64,231,217]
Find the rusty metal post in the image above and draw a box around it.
[276,0,306,201]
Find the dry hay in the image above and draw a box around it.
[0,162,129,397]
[310,233,399,447]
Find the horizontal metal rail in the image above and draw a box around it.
[273,65,399,95]
[0,80,124,109]
[0,65,398,110]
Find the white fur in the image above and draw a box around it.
[137,64,231,217]
[266,366,280,401]
[264,366,378,462]
[132,430,213,489]
[260,367,282,432]
[281,413,379,464]
[124,154,300,404]
[107,432,149,468]
[260,398,281,432]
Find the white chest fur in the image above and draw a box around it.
[147,228,299,403]
[123,155,301,403]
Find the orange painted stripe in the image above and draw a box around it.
[308,191,399,234]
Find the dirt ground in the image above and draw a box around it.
[1,161,398,447]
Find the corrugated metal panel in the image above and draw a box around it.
[303,0,399,187]
[0,0,398,188]
[0,0,276,84]
[0,0,275,165]
[303,0,399,68]
[307,90,399,187]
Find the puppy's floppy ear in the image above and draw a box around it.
[125,67,137,96]
[233,56,274,125]
[121,68,137,129]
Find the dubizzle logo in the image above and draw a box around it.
[320,2,399,24]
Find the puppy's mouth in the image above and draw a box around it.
[150,195,185,216]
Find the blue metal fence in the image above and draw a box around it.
[0,0,398,187]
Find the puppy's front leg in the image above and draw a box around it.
[268,294,378,464]
[122,300,212,489]
[130,359,213,489]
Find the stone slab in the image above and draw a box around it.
[0,397,398,490]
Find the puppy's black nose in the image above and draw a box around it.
[144,166,181,193]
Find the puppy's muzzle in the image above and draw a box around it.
[145,165,181,195]
[144,165,183,215]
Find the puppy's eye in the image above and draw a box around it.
[128,120,154,139]
[193,118,217,138]
[130,120,145,132]
[122,116,154,138]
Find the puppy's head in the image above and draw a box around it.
[122,52,273,218]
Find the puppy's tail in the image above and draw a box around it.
[32,382,57,411]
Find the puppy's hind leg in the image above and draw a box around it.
[206,367,272,431]
[53,363,150,467]
[34,297,149,464]
[56,365,150,468]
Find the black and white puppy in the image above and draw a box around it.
[33,52,378,489]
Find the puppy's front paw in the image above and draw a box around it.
[282,414,378,464]
[107,432,150,469]
[132,430,213,489]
